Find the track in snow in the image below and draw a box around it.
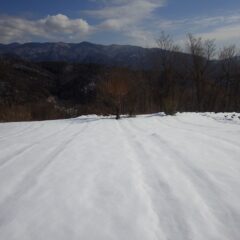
[0,113,240,240]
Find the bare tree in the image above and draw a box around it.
[219,45,238,111]
[156,31,180,114]
[186,33,216,111]
[98,68,131,119]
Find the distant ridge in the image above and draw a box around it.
[0,41,160,69]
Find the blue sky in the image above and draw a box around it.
[0,0,240,47]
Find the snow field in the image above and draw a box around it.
[0,113,240,240]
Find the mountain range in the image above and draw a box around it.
[0,42,159,69]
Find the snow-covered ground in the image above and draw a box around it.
[0,113,240,240]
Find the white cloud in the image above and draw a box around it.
[0,14,91,43]
[126,29,156,47]
[87,0,164,21]
[157,13,240,31]
[0,0,166,45]
[1,1,239,48]
[85,0,165,45]
[154,11,240,48]
[41,14,89,34]
[198,24,240,46]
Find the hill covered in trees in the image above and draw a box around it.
[0,35,240,121]
[0,42,156,69]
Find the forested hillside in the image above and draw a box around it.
[0,36,240,121]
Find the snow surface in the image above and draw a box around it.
[0,113,240,240]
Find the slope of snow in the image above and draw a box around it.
[0,113,240,240]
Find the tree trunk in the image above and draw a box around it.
[116,106,120,120]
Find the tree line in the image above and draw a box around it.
[97,33,240,119]
[0,33,239,121]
